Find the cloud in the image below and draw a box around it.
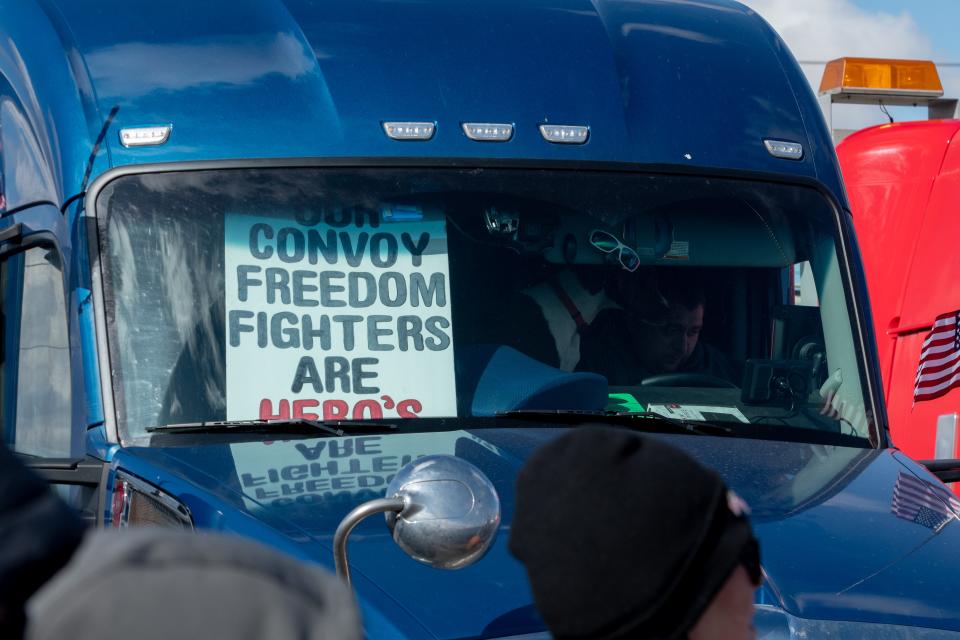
[741,0,952,130]
[744,0,932,60]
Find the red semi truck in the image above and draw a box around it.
[826,58,960,464]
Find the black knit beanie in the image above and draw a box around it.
[509,427,757,640]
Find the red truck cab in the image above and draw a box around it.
[831,58,960,461]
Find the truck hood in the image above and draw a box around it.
[125,428,960,636]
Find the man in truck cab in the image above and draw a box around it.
[578,269,737,385]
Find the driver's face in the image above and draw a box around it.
[636,302,704,373]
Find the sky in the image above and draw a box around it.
[739,0,960,130]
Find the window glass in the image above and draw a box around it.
[793,261,819,307]
[1,99,56,207]
[7,245,72,456]
[98,168,875,446]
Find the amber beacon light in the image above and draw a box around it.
[819,57,943,100]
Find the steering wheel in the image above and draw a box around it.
[640,373,738,389]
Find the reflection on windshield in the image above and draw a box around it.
[96,168,874,445]
[665,436,879,521]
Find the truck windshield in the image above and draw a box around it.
[95,167,875,445]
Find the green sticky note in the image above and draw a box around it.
[607,393,645,413]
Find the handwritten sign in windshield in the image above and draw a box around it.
[224,208,456,421]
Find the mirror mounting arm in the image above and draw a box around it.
[333,497,406,587]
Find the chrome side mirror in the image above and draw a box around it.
[333,455,500,587]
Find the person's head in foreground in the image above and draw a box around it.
[26,528,362,640]
[509,427,761,640]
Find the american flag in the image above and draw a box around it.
[891,471,960,531]
[914,310,960,402]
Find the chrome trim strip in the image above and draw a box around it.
[936,414,959,459]
[754,604,960,638]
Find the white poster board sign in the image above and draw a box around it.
[224,209,456,421]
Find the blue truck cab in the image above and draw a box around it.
[7,0,960,637]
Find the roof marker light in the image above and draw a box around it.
[462,123,513,142]
[383,122,436,141]
[119,125,172,147]
[539,124,589,145]
[763,139,803,161]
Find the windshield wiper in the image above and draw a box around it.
[147,417,398,436]
[494,409,733,437]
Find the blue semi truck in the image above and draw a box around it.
[7,0,960,636]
